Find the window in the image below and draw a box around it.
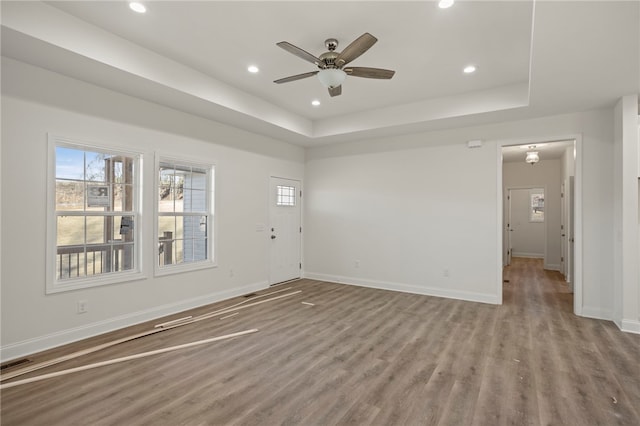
[156,158,215,274]
[530,189,544,222]
[47,135,142,293]
[276,185,296,206]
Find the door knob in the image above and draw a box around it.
[271,235,276,239]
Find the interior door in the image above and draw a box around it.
[269,177,301,285]
[509,188,546,259]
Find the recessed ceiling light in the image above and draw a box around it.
[247,65,259,73]
[463,65,477,74]
[129,2,146,13]
[439,0,454,9]
[311,100,321,107]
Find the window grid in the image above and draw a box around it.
[49,138,141,292]
[276,185,296,206]
[157,160,213,270]
[530,189,545,222]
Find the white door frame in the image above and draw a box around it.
[497,135,582,315]
[560,181,566,277]
[567,176,576,292]
[506,190,512,266]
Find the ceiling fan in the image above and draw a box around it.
[274,33,395,97]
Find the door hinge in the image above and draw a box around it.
[300,190,302,198]
[561,257,564,262]
[300,226,302,233]
[561,224,564,230]
[299,263,302,269]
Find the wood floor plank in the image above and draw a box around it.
[1,258,639,425]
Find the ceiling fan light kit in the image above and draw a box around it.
[128,2,146,13]
[274,33,395,97]
[317,69,346,88]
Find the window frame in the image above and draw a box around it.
[154,154,216,276]
[46,134,145,294]
[529,188,545,222]
[276,184,297,207]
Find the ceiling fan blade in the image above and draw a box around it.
[335,33,378,67]
[344,67,395,79]
[274,71,319,84]
[276,41,321,66]
[328,85,342,97]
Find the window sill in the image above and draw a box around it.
[46,270,146,294]
[154,260,217,277]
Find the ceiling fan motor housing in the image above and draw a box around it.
[319,51,339,69]
[325,38,339,51]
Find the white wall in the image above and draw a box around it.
[0,58,305,360]
[503,159,563,268]
[304,141,499,303]
[305,108,615,317]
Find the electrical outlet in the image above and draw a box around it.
[443,269,450,277]
[77,300,88,314]
[355,260,360,268]
[229,268,234,277]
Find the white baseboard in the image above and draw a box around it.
[544,263,561,271]
[616,319,640,334]
[0,281,268,362]
[303,272,499,305]
[512,252,544,259]
[581,306,613,321]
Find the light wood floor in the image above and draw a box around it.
[1,257,639,425]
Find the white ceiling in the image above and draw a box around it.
[1,1,638,147]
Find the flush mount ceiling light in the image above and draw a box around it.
[463,65,477,74]
[311,99,321,106]
[525,147,540,165]
[247,65,259,73]
[129,2,146,13]
[439,0,455,9]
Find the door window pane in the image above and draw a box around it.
[276,185,296,206]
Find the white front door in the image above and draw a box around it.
[269,177,301,285]
[509,188,545,259]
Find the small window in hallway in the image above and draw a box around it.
[530,189,544,222]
